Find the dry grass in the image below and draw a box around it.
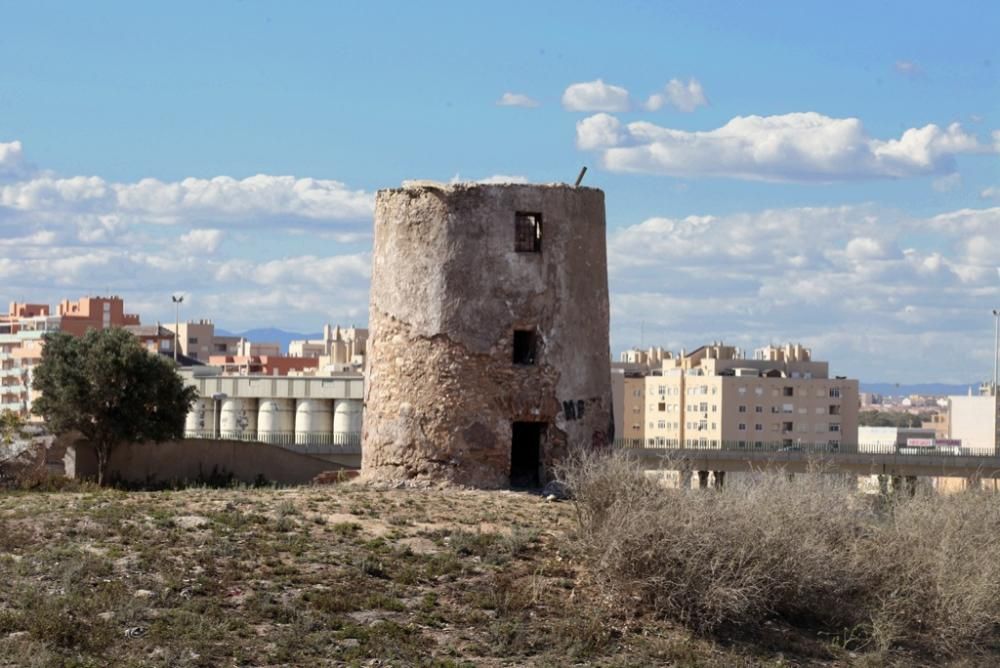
[558,450,1000,659]
[1,463,998,666]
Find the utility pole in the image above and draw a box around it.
[993,309,999,395]
[172,295,184,363]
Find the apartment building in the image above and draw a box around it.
[289,324,367,372]
[57,296,140,336]
[1,297,140,417]
[164,320,243,362]
[947,386,999,451]
[633,342,858,449]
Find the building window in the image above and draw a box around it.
[755,406,763,413]
[514,212,542,252]
[738,423,747,431]
[755,387,763,395]
[512,329,537,365]
[829,387,841,399]
[699,402,708,412]
[754,424,763,432]
[658,402,666,411]
[829,405,841,415]
[738,405,747,413]
[657,420,665,429]
[830,423,840,432]
[188,337,198,344]
[783,386,794,397]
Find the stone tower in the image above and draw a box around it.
[362,182,611,488]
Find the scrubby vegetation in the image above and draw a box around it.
[559,451,1000,659]
[1,459,999,666]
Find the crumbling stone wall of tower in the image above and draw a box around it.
[362,182,611,488]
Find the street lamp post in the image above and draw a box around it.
[993,309,999,395]
[172,295,184,363]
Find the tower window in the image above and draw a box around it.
[513,329,538,365]
[514,212,542,252]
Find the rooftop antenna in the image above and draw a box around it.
[574,166,587,187]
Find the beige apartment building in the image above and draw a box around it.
[632,342,858,449]
[947,387,999,452]
[289,324,367,373]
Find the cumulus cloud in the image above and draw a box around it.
[562,79,631,112]
[607,204,1000,382]
[577,112,997,181]
[0,140,36,181]
[179,228,224,253]
[575,113,624,150]
[644,78,708,112]
[0,140,377,332]
[496,92,540,108]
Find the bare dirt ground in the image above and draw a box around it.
[0,483,979,667]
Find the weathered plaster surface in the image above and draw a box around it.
[362,183,611,488]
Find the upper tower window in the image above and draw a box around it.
[515,212,542,253]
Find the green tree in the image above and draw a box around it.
[31,328,196,485]
[0,409,25,446]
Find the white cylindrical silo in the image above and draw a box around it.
[295,398,333,444]
[258,398,295,444]
[220,398,258,439]
[333,399,363,446]
[184,398,215,437]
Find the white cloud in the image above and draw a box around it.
[0,140,30,180]
[496,92,540,108]
[981,186,1000,199]
[0,140,377,332]
[607,204,1000,382]
[645,78,708,112]
[575,113,624,150]
[561,79,631,112]
[179,228,224,253]
[578,112,997,182]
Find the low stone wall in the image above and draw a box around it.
[66,438,349,486]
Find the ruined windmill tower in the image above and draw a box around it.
[362,181,612,488]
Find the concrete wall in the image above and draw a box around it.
[67,438,347,486]
[364,182,612,487]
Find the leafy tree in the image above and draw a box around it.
[0,409,25,446]
[858,410,928,428]
[31,328,196,485]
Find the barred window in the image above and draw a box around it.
[514,212,542,252]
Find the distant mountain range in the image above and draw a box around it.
[860,383,980,397]
[216,328,322,354]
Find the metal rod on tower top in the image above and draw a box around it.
[574,166,587,187]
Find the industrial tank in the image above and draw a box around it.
[184,398,216,437]
[295,398,333,444]
[333,399,363,445]
[257,398,295,444]
[220,398,258,439]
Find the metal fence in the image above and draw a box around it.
[183,430,362,453]
[611,438,998,458]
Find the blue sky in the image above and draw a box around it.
[1,1,998,383]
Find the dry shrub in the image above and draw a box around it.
[558,450,1000,653]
